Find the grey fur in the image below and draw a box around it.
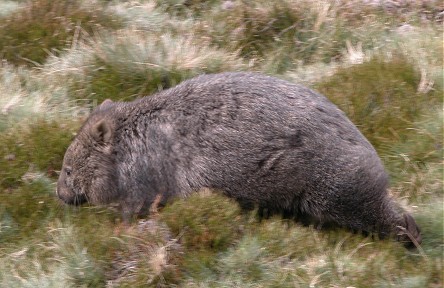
[57,72,421,247]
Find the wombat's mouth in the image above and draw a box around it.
[63,194,88,206]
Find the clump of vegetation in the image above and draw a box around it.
[198,0,332,72]
[0,221,105,287]
[416,200,444,246]
[316,55,441,152]
[0,121,77,189]
[155,0,220,18]
[192,0,409,73]
[0,1,21,18]
[179,217,442,287]
[0,62,84,131]
[0,180,56,243]
[386,109,443,199]
[0,121,80,244]
[0,0,121,66]
[68,31,245,103]
[106,220,183,287]
[161,192,244,251]
[107,1,187,33]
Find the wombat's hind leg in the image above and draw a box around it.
[258,206,271,220]
[237,198,256,212]
[396,213,422,249]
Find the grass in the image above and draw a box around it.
[386,109,443,200]
[0,121,78,189]
[187,0,442,73]
[155,0,220,18]
[0,0,121,67]
[160,192,243,251]
[0,219,107,287]
[177,210,442,287]
[82,32,244,102]
[315,54,441,153]
[0,0,442,287]
[46,30,245,103]
[0,1,21,18]
[196,0,347,72]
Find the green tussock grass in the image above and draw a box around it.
[0,221,106,287]
[0,0,442,287]
[179,210,442,287]
[0,63,74,131]
[188,0,442,73]
[65,31,245,103]
[0,0,121,67]
[0,121,79,189]
[0,180,56,243]
[160,192,244,251]
[386,109,443,200]
[196,0,348,72]
[315,55,441,153]
[0,121,80,243]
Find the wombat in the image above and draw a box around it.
[57,72,421,248]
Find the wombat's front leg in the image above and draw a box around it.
[120,193,164,223]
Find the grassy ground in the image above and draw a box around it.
[0,0,442,287]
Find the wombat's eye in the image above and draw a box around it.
[65,167,72,176]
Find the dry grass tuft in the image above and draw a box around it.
[106,219,182,287]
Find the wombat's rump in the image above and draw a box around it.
[57,72,421,248]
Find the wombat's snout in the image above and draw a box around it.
[57,190,88,206]
[56,182,87,206]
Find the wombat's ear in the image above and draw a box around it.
[92,119,113,144]
[98,99,113,110]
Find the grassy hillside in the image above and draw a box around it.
[0,0,442,287]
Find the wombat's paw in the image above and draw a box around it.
[397,213,422,249]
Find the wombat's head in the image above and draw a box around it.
[57,100,119,206]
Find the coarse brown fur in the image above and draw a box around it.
[57,72,421,248]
